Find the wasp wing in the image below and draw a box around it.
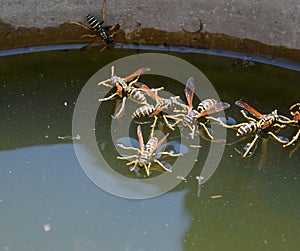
[134,82,161,101]
[149,133,169,156]
[197,102,230,117]
[137,125,145,151]
[123,68,151,82]
[235,100,263,118]
[185,77,195,109]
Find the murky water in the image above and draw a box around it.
[0,47,299,251]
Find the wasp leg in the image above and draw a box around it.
[165,114,184,119]
[117,155,139,160]
[151,87,164,95]
[98,82,114,88]
[277,115,295,125]
[176,102,190,111]
[192,125,198,139]
[144,163,151,176]
[110,66,116,78]
[153,159,172,173]
[165,116,181,131]
[156,151,183,157]
[284,129,300,148]
[240,110,257,122]
[173,103,190,113]
[98,80,114,88]
[212,117,244,129]
[267,131,290,144]
[97,66,118,87]
[150,116,158,138]
[184,124,196,139]
[272,123,287,129]
[196,129,212,142]
[81,34,97,38]
[243,134,259,158]
[109,23,123,36]
[129,161,139,172]
[173,109,185,113]
[99,45,108,53]
[198,122,213,139]
[113,97,127,119]
[69,21,91,30]
[290,103,300,111]
[126,76,139,87]
[117,143,140,152]
[102,0,106,21]
[98,92,119,102]
[206,116,230,126]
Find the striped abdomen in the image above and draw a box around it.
[86,15,113,44]
[237,121,257,136]
[197,99,217,113]
[133,105,156,118]
[145,137,159,155]
[128,88,147,104]
[138,137,158,166]
[257,115,276,129]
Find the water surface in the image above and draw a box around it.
[0,47,299,251]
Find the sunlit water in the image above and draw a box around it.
[0,47,299,251]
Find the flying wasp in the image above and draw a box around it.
[216,100,292,157]
[164,77,230,139]
[117,117,183,176]
[98,66,152,118]
[69,0,122,52]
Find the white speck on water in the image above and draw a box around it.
[43,223,51,232]
[177,175,187,182]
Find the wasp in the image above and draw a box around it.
[216,100,292,157]
[69,0,122,52]
[132,83,186,129]
[164,77,230,139]
[98,66,151,118]
[117,117,183,176]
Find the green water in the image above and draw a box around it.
[0,48,299,251]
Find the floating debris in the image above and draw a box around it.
[190,144,202,148]
[196,176,204,197]
[43,224,51,232]
[210,195,222,199]
[57,135,81,140]
[176,175,187,182]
